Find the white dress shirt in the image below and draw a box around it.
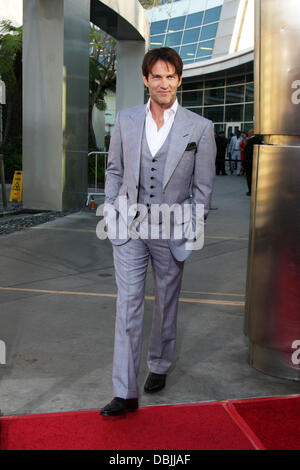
[145,98,178,157]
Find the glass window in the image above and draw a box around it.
[150,20,168,35]
[205,78,225,88]
[245,103,254,121]
[204,88,224,106]
[165,31,183,46]
[200,23,218,40]
[180,43,197,61]
[182,28,200,44]
[203,6,222,24]
[246,83,254,102]
[182,59,196,64]
[226,75,245,85]
[187,107,203,116]
[214,123,226,133]
[168,16,186,32]
[225,104,244,122]
[197,40,214,57]
[182,90,203,107]
[182,80,204,91]
[246,73,254,82]
[186,11,204,29]
[150,34,165,48]
[204,106,224,122]
[243,122,254,134]
[226,85,245,104]
[196,56,210,62]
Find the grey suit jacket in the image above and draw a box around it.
[104,103,216,261]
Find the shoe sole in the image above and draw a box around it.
[100,407,138,417]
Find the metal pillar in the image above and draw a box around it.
[23,0,90,211]
[245,0,300,380]
[0,80,7,208]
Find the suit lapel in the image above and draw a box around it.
[129,105,146,186]
[163,106,194,189]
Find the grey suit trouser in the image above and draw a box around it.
[112,237,184,399]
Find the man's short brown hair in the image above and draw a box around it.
[142,47,183,79]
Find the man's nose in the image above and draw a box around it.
[160,78,169,88]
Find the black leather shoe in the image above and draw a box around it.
[144,372,166,393]
[100,397,138,417]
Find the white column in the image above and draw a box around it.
[116,40,147,112]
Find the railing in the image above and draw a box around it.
[86,151,108,206]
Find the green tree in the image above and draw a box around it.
[89,25,117,150]
[0,20,22,181]
[139,0,172,9]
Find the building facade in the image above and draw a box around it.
[145,0,254,136]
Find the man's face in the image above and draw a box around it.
[143,59,182,109]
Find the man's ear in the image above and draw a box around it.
[178,75,183,87]
[143,75,149,88]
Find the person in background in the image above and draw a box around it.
[244,129,261,195]
[228,131,243,175]
[104,131,111,153]
[227,132,234,174]
[215,130,228,175]
[239,132,247,176]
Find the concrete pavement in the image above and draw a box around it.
[0,174,299,416]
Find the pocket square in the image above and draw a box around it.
[185,142,197,151]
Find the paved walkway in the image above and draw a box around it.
[0,175,299,416]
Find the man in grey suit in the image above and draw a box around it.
[100,48,216,417]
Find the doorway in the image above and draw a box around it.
[226,122,241,140]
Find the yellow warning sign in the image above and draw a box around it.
[9,171,23,203]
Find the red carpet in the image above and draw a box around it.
[0,395,299,450]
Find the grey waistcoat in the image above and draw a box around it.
[137,125,171,208]
[134,125,174,239]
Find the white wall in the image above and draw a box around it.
[237,0,254,51]
[229,0,254,53]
